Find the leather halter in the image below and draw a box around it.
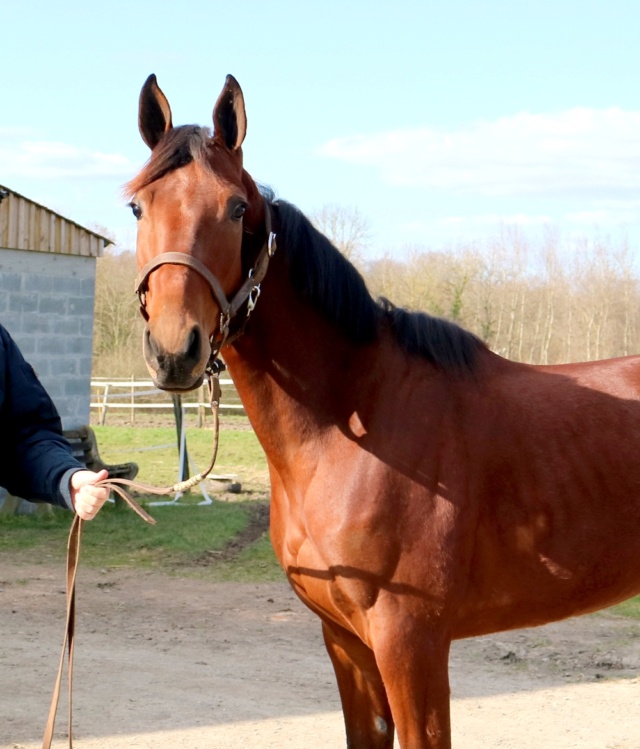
[134,203,277,353]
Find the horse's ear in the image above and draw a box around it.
[212,75,247,151]
[138,74,173,150]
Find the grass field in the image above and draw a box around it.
[92,421,270,499]
[0,419,283,582]
[0,502,282,582]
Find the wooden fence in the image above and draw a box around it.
[91,377,244,426]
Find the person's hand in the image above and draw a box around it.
[69,469,110,520]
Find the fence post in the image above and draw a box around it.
[130,374,135,424]
[100,383,110,426]
[197,383,205,428]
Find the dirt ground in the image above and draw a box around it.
[2,558,640,749]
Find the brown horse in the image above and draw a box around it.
[127,74,640,748]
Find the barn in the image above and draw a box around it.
[0,184,111,428]
[0,185,114,510]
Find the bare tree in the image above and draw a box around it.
[370,231,640,365]
[93,249,147,377]
[310,203,371,265]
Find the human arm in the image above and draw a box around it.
[0,326,104,513]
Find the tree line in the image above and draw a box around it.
[93,208,639,376]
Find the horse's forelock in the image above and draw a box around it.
[125,125,211,198]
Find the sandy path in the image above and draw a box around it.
[2,563,639,748]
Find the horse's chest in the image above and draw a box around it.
[285,536,378,635]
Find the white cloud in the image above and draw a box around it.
[319,108,640,198]
[0,134,135,180]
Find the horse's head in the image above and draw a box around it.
[127,74,271,391]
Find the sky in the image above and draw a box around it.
[2,0,640,259]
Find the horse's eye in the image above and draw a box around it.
[129,202,142,220]
[231,202,247,221]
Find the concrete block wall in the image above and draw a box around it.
[0,248,97,429]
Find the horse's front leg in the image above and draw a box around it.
[372,619,452,749]
[322,620,395,748]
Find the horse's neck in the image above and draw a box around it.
[223,294,372,467]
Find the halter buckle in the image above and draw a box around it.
[268,231,277,257]
[247,284,261,316]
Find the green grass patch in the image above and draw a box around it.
[213,534,284,583]
[609,596,640,619]
[0,501,284,582]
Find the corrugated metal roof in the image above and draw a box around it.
[0,184,112,258]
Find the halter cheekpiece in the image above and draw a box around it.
[134,202,277,369]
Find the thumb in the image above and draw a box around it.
[71,468,109,489]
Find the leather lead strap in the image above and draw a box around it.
[42,514,81,749]
[42,372,223,748]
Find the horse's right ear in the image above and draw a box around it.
[138,74,173,150]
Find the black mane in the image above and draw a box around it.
[266,193,486,375]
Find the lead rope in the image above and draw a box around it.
[42,365,224,749]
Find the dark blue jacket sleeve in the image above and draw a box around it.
[0,326,83,509]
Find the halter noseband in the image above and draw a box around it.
[134,203,277,360]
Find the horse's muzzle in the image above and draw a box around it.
[143,325,207,391]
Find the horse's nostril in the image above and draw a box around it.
[144,327,166,366]
[144,328,156,356]
[187,327,201,361]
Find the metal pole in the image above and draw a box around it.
[171,394,190,486]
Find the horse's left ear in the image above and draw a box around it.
[212,75,247,151]
[139,74,173,150]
